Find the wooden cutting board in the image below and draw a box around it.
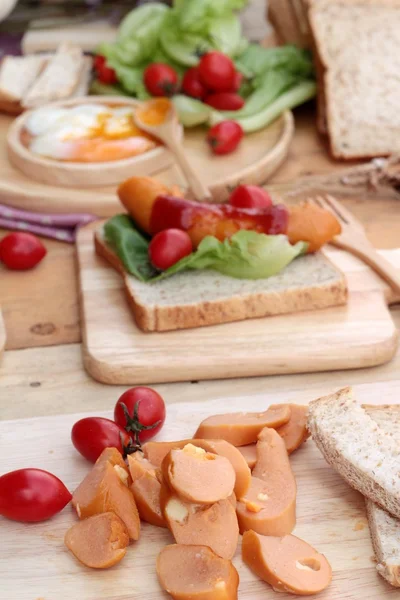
[77,225,400,385]
[0,308,5,361]
[1,385,399,600]
[0,110,293,215]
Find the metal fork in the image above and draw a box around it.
[312,194,400,295]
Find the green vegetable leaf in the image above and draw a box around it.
[103,215,307,283]
[209,14,246,57]
[172,95,212,127]
[235,43,315,79]
[159,18,210,67]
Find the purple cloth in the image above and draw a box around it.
[0,203,98,243]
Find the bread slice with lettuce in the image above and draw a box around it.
[94,215,347,332]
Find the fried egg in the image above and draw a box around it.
[24,104,158,163]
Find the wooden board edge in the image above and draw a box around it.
[0,309,6,361]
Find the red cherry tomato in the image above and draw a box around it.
[182,67,207,100]
[0,469,71,523]
[71,417,132,463]
[198,52,235,92]
[149,228,193,271]
[144,63,179,97]
[232,71,244,92]
[114,387,166,445]
[207,121,243,155]
[0,232,46,270]
[97,62,117,85]
[204,92,245,111]
[93,55,106,72]
[229,185,273,210]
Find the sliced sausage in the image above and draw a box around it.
[72,458,140,540]
[242,530,332,595]
[194,405,291,446]
[236,429,296,536]
[237,444,257,469]
[127,452,158,481]
[162,444,235,505]
[142,438,250,499]
[131,472,166,528]
[65,512,129,569]
[157,544,239,600]
[161,485,239,560]
[277,404,310,454]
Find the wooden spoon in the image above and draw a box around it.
[134,98,212,202]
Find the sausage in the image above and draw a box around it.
[127,452,158,481]
[161,444,235,505]
[157,544,239,600]
[242,530,332,595]
[236,429,296,536]
[277,404,310,454]
[237,444,257,469]
[131,472,166,528]
[161,485,239,560]
[194,405,291,446]
[143,438,250,499]
[64,512,129,569]
[72,454,140,540]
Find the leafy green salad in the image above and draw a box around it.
[104,214,308,283]
[92,0,316,133]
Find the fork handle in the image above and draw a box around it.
[343,240,400,296]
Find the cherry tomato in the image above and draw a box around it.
[0,469,71,522]
[204,92,245,111]
[0,232,46,270]
[232,71,244,92]
[144,63,179,97]
[198,52,235,92]
[93,55,106,72]
[71,417,132,463]
[182,67,207,100]
[114,387,166,445]
[149,228,193,271]
[97,62,117,85]
[207,121,243,155]
[229,185,273,210]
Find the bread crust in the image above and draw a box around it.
[94,230,347,333]
[366,500,400,587]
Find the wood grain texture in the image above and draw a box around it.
[0,111,293,215]
[77,224,399,385]
[0,307,5,362]
[1,386,400,599]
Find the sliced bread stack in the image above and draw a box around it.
[306,0,400,159]
[0,42,91,114]
[307,387,400,587]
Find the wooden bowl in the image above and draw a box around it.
[6,96,181,188]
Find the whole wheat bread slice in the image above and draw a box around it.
[362,404,400,587]
[22,43,84,108]
[307,387,400,520]
[308,0,400,159]
[94,227,347,333]
[0,55,48,103]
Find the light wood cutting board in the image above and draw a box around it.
[1,386,399,600]
[0,110,293,215]
[0,308,5,361]
[77,225,399,385]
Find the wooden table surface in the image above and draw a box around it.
[1,104,400,352]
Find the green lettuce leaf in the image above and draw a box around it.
[208,14,246,57]
[172,95,212,127]
[103,215,307,282]
[235,43,314,79]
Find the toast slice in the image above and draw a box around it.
[0,55,48,103]
[363,404,400,587]
[308,0,400,159]
[22,43,84,108]
[94,227,347,333]
[307,387,400,520]
[71,56,93,98]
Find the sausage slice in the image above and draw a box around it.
[65,512,129,569]
[162,444,235,504]
[277,404,310,454]
[194,405,291,446]
[157,544,239,600]
[242,530,332,595]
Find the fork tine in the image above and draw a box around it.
[324,194,358,225]
[313,194,346,224]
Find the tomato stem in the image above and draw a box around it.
[120,401,162,447]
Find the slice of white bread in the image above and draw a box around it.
[71,56,93,98]
[307,387,400,521]
[22,43,84,108]
[0,55,48,103]
[308,0,400,159]
[363,404,400,587]
[94,226,347,332]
